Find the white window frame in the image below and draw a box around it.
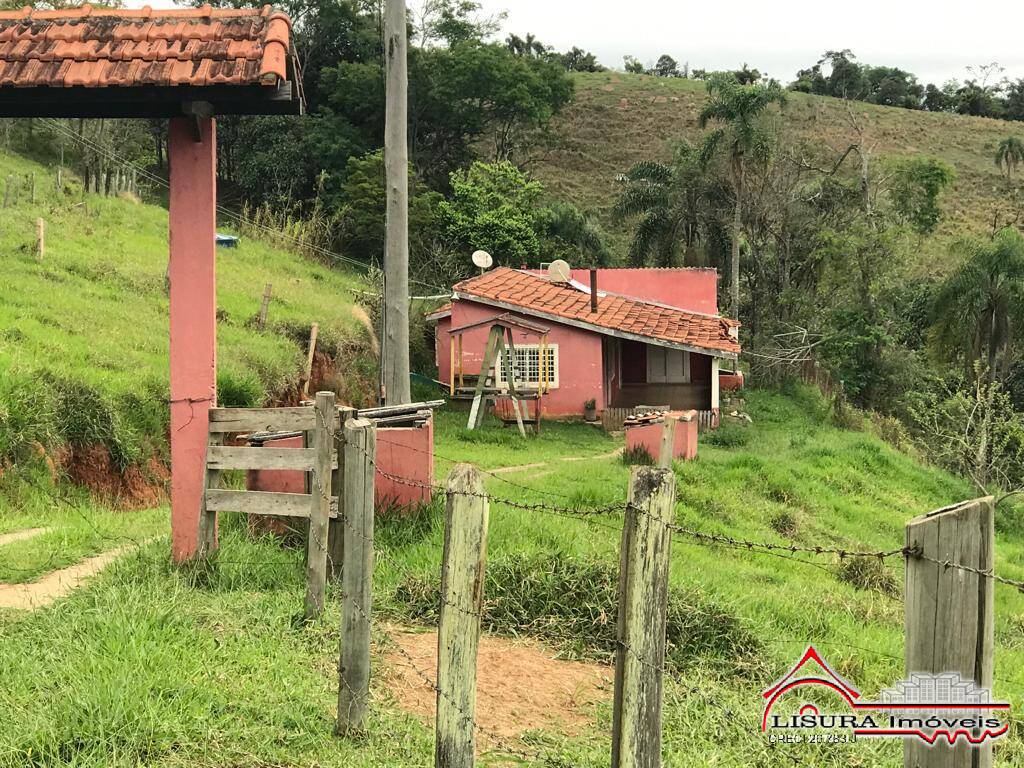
[646,346,691,384]
[494,343,559,390]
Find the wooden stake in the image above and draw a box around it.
[35,218,44,261]
[29,171,35,203]
[3,175,12,208]
[338,415,376,734]
[904,498,995,768]
[257,283,272,331]
[612,466,676,768]
[658,415,678,469]
[302,323,319,400]
[304,390,335,620]
[435,464,489,768]
[328,406,356,580]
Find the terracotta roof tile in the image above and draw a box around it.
[453,268,741,356]
[0,4,291,88]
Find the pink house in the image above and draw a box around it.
[428,267,742,420]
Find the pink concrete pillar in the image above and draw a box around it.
[169,117,217,562]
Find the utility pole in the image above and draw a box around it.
[383,0,411,405]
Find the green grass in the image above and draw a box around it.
[0,148,373,477]
[537,71,1024,275]
[1,385,1022,766]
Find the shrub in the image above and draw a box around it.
[702,424,751,448]
[621,445,654,466]
[836,556,900,597]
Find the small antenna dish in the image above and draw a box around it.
[547,259,571,283]
[471,250,493,270]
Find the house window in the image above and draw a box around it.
[646,346,690,384]
[495,344,559,389]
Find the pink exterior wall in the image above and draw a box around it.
[525,268,719,314]
[169,117,218,563]
[246,435,306,537]
[375,419,434,509]
[437,299,604,417]
[625,414,699,462]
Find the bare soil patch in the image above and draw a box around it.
[0,527,49,548]
[0,545,132,610]
[382,627,612,740]
[65,445,168,509]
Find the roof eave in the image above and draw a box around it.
[453,291,740,360]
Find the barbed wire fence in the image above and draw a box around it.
[5,401,1023,767]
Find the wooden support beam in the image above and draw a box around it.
[257,283,273,331]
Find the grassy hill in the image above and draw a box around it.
[0,147,377,574]
[0,148,375,491]
[536,72,1023,272]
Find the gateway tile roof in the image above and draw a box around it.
[453,267,741,356]
[0,4,291,88]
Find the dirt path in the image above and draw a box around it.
[0,545,134,611]
[489,447,624,476]
[0,527,49,547]
[383,627,612,740]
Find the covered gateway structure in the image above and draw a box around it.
[0,4,303,561]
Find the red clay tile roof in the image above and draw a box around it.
[0,4,291,88]
[453,268,741,357]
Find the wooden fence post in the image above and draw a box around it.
[257,283,273,330]
[658,415,678,469]
[612,466,676,768]
[904,498,995,768]
[305,391,335,620]
[435,464,489,768]
[3,174,13,208]
[29,171,35,203]
[35,218,44,261]
[329,406,356,579]
[338,415,376,734]
[303,323,320,400]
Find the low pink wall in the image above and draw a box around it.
[437,299,604,417]
[625,414,698,462]
[246,420,435,515]
[720,370,745,391]
[375,419,434,510]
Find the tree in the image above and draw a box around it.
[560,47,603,73]
[888,157,955,235]
[995,137,1024,181]
[698,74,787,317]
[535,203,611,265]
[438,161,544,263]
[506,32,547,58]
[414,0,506,47]
[623,55,645,75]
[931,229,1024,382]
[653,55,680,78]
[614,142,728,267]
[732,64,761,85]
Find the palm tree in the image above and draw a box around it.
[995,137,1024,181]
[614,142,728,267]
[698,74,787,317]
[932,228,1024,381]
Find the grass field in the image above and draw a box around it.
[0,148,373,490]
[1,386,1021,767]
[536,72,1024,273]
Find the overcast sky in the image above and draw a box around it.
[425,0,1024,85]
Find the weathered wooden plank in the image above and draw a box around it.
[435,464,489,768]
[305,391,334,620]
[338,416,376,734]
[197,430,223,558]
[904,498,995,768]
[328,407,356,580]
[657,416,678,469]
[205,489,312,517]
[207,445,316,471]
[208,406,317,433]
[612,466,675,768]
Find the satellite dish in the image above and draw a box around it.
[471,250,493,270]
[547,259,571,283]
